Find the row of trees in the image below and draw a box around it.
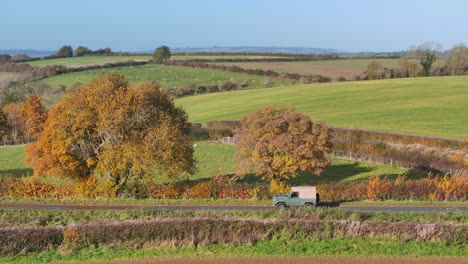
[365,43,468,80]
[45,45,114,59]
[0,54,32,64]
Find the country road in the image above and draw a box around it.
[0,203,467,212]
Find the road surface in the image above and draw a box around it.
[0,203,467,212]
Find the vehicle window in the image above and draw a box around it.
[290,192,299,198]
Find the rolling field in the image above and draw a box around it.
[42,64,290,90]
[0,142,409,185]
[210,58,400,79]
[176,76,468,139]
[211,58,446,79]
[26,55,288,67]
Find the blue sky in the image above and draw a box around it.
[1,0,467,52]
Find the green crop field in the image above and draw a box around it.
[211,58,446,79]
[42,64,289,90]
[176,76,468,139]
[26,55,288,67]
[0,142,409,185]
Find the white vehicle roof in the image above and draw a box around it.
[291,186,316,199]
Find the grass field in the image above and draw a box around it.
[0,142,410,185]
[1,238,466,263]
[211,58,446,79]
[176,76,468,139]
[42,64,290,90]
[26,55,288,67]
[0,145,31,178]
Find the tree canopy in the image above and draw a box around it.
[152,45,172,63]
[26,72,195,189]
[55,45,74,58]
[74,46,91,57]
[235,106,333,181]
[18,95,46,140]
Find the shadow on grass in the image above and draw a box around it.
[0,168,33,178]
[240,162,404,185]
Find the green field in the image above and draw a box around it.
[176,76,468,139]
[0,145,31,178]
[0,142,409,185]
[26,55,288,67]
[42,64,289,90]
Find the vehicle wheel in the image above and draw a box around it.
[276,203,286,209]
[304,203,314,208]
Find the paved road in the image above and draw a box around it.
[0,203,467,212]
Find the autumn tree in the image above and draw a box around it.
[0,109,7,140]
[152,45,172,63]
[235,106,333,181]
[74,46,91,57]
[26,72,195,191]
[18,95,47,140]
[365,61,384,80]
[2,102,25,141]
[55,45,73,58]
[448,43,468,75]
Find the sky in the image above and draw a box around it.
[1,0,467,52]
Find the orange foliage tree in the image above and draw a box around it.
[26,72,196,191]
[18,95,47,140]
[2,101,25,141]
[0,109,7,140]
[235,106,333,181]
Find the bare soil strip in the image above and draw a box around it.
[92,257,468,264]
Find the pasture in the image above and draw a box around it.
[41,64,290,90]
[26,55,288,67]
[0,145,31,178]
[0,142,409,185]
[176,76,468,139]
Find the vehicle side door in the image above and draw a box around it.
[288,192,301,206]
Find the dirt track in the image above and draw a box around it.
[94,257,468,264]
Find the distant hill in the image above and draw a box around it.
[171,46,344,54]
[0,49,54,57]
[0,47,412,57]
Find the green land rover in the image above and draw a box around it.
[273,186,320,208]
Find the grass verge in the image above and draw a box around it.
[0,207,466,226]
[341,201,468,208]
[1,237,466,264]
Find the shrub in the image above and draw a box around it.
[148,184,184,199]
[220,79,237,91]
[269,180,291,196]
[196,86,207,94]
[367,175,391,201]
[207,84,219,93]
[186,182,212,199]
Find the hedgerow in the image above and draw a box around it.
[0,218,465,256]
